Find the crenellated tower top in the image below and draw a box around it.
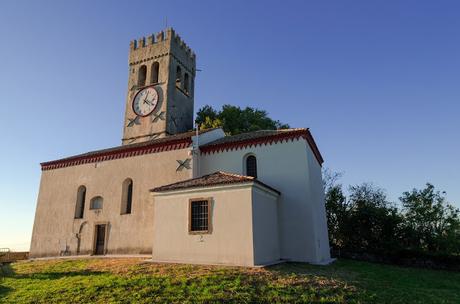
[122,28,196,145]
[128,28,196,69]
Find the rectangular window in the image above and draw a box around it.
[189,199,211,233]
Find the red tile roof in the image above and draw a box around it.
[151,171,281,195]
[40,128,324,171]
[200,128,324,166]
[40,130,210,171]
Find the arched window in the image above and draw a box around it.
[74,186,86,219]
[184,73,189,93]
[246,155,258,178]
[151,62,159,84]
[176,65,182,88]
[121,178,133,214]
[90,196,103,210]
[138,65,147,87]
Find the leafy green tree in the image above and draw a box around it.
[323,170,403,256]
[400,183,460,254]
[323,169,348,250]
[325,184,348,250]
[345,184,403,255]
[324,170,460,260]
[195,104,289,135]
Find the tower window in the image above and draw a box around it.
[151,62,159,84]
[121,178,133,215]
[90,196,103,210]
[246,155,258,178]
[74,186,86,219]
[138,65,147,87]
[184,73,189,93]
[176,65,182,88]
[189,199,211,233]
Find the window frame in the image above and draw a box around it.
[74,185,86,219]
[184,72,189,93]
[89,196,103,210]
[245,154,258,178]
[188,198,212,235]
[120,178,133,215]
[176,65,182,88]
[151,61,159,84]
[138,64,147,87]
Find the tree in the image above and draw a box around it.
[325,184,348,250]
[323,170,460,261]
[323,170,403,256]
[345,183,403,255]
[195,104,289,135]
[323,169,348,250]
[400,183,460,254]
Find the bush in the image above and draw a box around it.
[324,172,460,269]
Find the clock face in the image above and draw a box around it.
[132,86,159,116]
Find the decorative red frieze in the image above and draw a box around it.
[41,138,193,171]
[200,129,324,166]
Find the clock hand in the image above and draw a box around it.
[143,92,150,104]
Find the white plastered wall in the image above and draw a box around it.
[152,185,255,266]
[199,138,331,263]
[251,186,280,265]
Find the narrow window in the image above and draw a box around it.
[90,196,103,210]
[151,62,159,84]
[184,73,189,93]
[176,65,182,88]
[138,65,147,87]
[191,78,194,96]
[74,186,86,219]
[246,155,257,178]
[121,178,133,214]
[189,199,211,233]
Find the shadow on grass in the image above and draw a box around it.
[0,285,13,300]
[0,264,15,299]
[1,262,107,280]
[1,262,110,300]
[267,262,354,279]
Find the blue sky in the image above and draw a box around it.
[0,0,459,251]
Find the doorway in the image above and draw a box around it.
[94,224,106,255]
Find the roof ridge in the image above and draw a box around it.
[215,171,254,180]
[151,170,280,194]
[199,128,324,166]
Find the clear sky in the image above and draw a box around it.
[0,0,459,251]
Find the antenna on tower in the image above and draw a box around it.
[195,122,199,153]
[165,16,168,29]
[194,122,200,177]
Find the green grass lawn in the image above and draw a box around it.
[1,258,459,303]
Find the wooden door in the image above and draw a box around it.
[95,224,106,255]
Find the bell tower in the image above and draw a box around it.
[122,28,196,145]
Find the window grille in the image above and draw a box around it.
[190,200,210,232]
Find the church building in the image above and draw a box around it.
[30,28,332,266]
